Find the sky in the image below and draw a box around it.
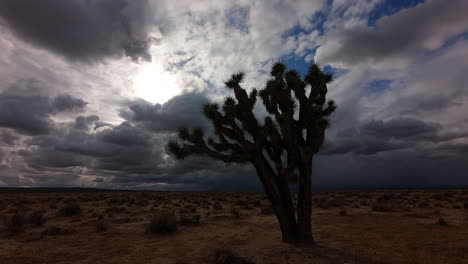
[0,0,467,190]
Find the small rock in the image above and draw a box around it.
[339,209,347,216]
[438,217,448,226]
[24,231,44,242]
[214,250,255,264]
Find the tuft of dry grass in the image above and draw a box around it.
[260,205,273,215]
[42,226,73,236]
[29,211,46,226]
[59,200,81,216]
[212,202,223,210]
[214,250,255,264]
[147,210,177,234]
[4,213,24,235]
[372,202,392,212]
[339,209,348,216]
[179,213,201,226]
[230,207,241,219]
[96,216,107,232]
[438,217,448,226]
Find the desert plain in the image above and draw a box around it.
[1,188,468,264]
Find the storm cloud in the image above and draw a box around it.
[0,0,159,62]
[0,89,87,135]
[121,92,211,133]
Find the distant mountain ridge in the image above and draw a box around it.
[0,187,120,193]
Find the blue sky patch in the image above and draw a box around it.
[367,79,393,93]
[368,0,425,26]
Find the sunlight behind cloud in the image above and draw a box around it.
[133,62,179,104]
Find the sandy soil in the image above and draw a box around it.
[1,189,467,264]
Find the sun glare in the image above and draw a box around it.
[133,63,179,104]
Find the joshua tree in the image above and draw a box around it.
[168,62,336,243]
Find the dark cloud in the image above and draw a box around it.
[316,0,468,67]
[22,122,160,176]
[3,90,261,190]
[19,147,86,169]
[122,92,211,132]
[93,177,104,183]
[0,94,53,135]
[438,142,468,155]
[50,131,117,158]
[0,0,157,62]
[28,173,80,187]
[50,94,87,113]
[110,156,260,191]
[74,115,100,130]
[313,154,468,190]
[99,121,150,146]
[322,137,406,156]
[2,78,45,96]
[0,90,87,135]
[323,118,446,156]
[362,118,440,139]
[0,129,19,145]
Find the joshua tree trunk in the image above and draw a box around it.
[255,154,314,243]
[167,62,336,245]
[274,196,298,242]
[253,156,298,242]
[297,159,313,243]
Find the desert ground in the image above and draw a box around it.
[1,188,467,264]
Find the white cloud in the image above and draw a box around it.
[316,0,468,69]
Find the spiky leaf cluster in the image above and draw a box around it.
[167,62,336,178]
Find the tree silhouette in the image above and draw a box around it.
[168,62,336,243]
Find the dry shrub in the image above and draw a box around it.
[418,201,431,209]
[59,201,81,216]
[317,197,330,209]
[212,202,223,210]
[4,214,24,234]
[260,205,274,215]
[252,200,261,207]
[360,199,370,206]
[377,193,397,202]
[105,206,129,215]
[328,196,346,207]
[339,209,348,216]
[234,200,248,206]
[372,202,392,212]
[214,250,254,264]
[30,211,45,226]
[96,216,107,232]
[43,226,72,236]
[148,210,177,234]
[438,217,448,226]
[183,204,197,213]
[242,204,254,210]
[179,213,201,226]
[230,207,241,219]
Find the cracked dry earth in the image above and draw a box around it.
[1,189,468,264]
